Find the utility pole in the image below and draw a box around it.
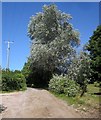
[5,40,14,69]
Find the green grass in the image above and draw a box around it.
[0,88,27,94]
[87,84,100,94]
[50,84,100,110]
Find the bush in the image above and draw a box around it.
[2,70,27,91]
[94,81,100,87]
[64,80,79,97]
[49,75,79,97]
[49,75,66,94]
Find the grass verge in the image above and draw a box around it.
[50,84,100,117]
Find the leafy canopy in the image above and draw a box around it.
[86,25,101,82]
[28,4,80,72]
[27,4,80,87]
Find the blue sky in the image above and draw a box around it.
[2,2,99,70]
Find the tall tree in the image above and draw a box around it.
[27,4,80,87]
[86,25,101,83]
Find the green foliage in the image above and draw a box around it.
[28,4,80,70]
[49,75,79,97]
[21,60,31,79]
[64,80,79,97]
[67,52,91,85]
[28,4,80,45]
[28,67,52,88]
[94,81,100,87]
[51,83,99,114]
[21,60,32,86]
[27,4,80,87]
[2,70,26,91]
[22,59,52,87]
[49,75,66,94]
[67,52,91,97]
[86,25,101,82]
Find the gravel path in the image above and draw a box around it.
[0,88,82,118]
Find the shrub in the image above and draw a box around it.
[2,70,27,91]
[49,75,79,97]
[49,75,66,94]
[94,81,100,87]
[64,80,79,97]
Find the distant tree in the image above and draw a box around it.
[22,61,30,79]
[14,70,21,74]
[21,60,32,86]
[86,25,101,83]
[27,4,80,87]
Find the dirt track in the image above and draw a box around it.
[0,88,82,118]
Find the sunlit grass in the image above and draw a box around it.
[50,84,100,110]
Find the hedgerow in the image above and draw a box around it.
[2,70,27,91]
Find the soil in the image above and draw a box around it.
[0,88,82,118]
[0,88,100,118]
